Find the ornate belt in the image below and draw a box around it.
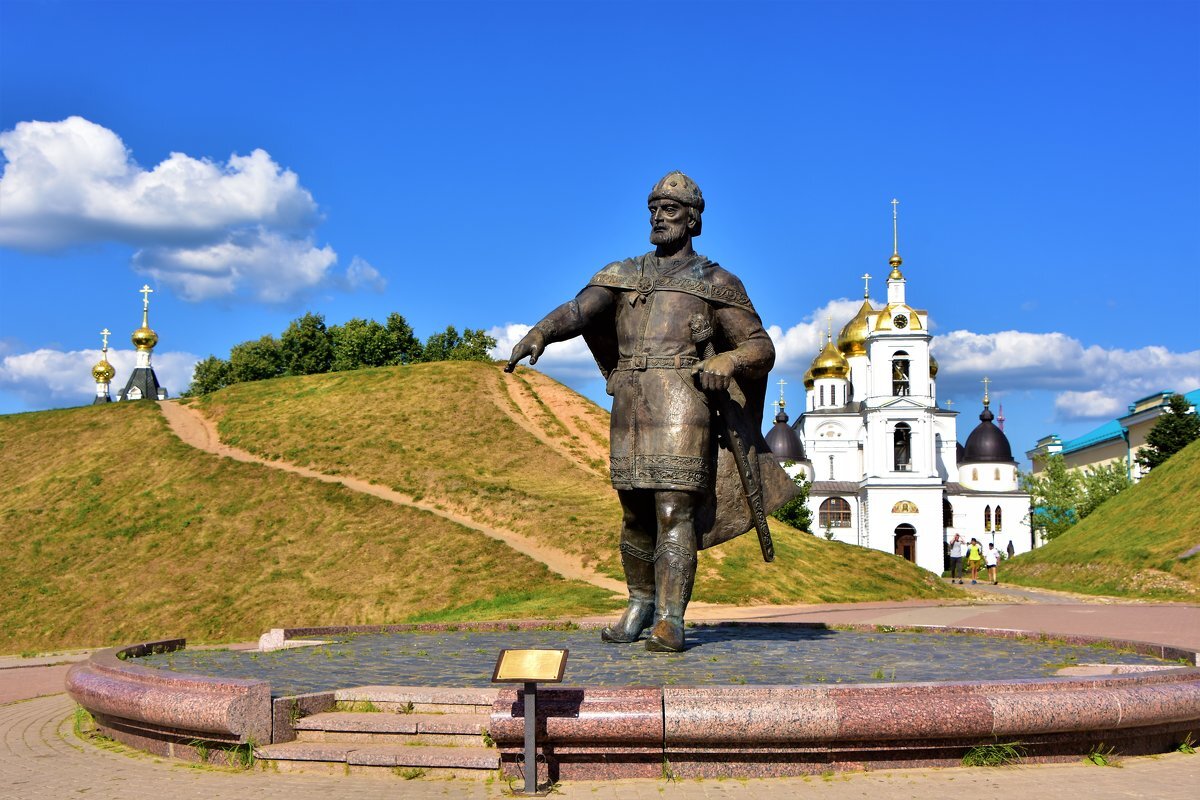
[614,355,700,371]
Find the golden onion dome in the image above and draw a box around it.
[810,338,850,380]
[837,299,874,357]
[132,325,158,351]
[91,358,115,383]
[929,353,939,378]
[802,364,815,389]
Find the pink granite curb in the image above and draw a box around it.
[65,638,271,754]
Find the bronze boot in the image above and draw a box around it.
[601,542,656,643]
[645,542,697,653]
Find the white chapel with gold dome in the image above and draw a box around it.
[767,202,1034,576]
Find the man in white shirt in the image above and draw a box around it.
[984,543,1000,585]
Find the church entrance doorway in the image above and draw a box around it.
[894,524,916,562]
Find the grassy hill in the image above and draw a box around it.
[1003,436,1200,601]
[0,362,954,653]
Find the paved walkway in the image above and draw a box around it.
[3,595,1198,799]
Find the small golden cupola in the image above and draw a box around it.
[131,285,159,351]
[91,328,115,405]
[802,363,815,390]
[810,330,850,381]
[838,273,875,357]
[929,352,939,378]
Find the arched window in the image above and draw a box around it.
[994,467,1001,480]
[894,422,912,471]
[995,506,1003,532]
[943,497,954,528]
[819,497,852,528]
[984,505,992,532]
[819,385,825,406]
[972,468,979,481]
[891,351,910,396]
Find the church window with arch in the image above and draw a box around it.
[819,497,852,528]
[994,467,1001,481]
[819,385,825,406]
[891,351,910,396]
[995,506,1003,532]
[894,422,912,471]
[984,505,992,531]
[972,467,979,481]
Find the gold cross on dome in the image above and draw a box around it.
[861,273,871,298]
[891,198,900,254]
[945,399,954,408]
[100,328,111,351]
[777,378,787,407]
[982,376,991,405]
[139,284,154,309]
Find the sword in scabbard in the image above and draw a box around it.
[689,314,776,563]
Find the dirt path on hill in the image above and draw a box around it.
[494,368,610,478]
[158,400,625,594]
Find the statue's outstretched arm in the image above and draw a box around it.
[505,285,613,372]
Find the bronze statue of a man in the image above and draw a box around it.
[506,172,794,652]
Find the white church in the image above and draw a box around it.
[765,204,1034,576]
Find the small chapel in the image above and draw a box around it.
[117,284,168,402]
[765,202,1034,575]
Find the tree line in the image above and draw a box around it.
[186,312,497,395]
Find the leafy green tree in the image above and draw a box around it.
[228,335,284,383]
[1020,454,1081,540]
[420,326,497,363]
[1077,462,1133,519]
[1136,393,1200,473]
[385,312,423,365]
[770,469,812,532]
[329,317,395,371]
[280,312,333,375]
[185,355,233,396]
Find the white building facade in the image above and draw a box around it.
[779,223,1034,575]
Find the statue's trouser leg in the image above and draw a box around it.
[601,491,657,643]
[646,490,698,653]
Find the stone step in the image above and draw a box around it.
[255,741,499,777]
[293,711,488,747]
[334,685,498,715]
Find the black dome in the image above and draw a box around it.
[956,441,966,465]
[962,404,1016,464]
[765,409,806,461]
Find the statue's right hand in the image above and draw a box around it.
[505,328,547,372]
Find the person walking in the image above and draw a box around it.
[948,534,965,584]
[966,538,983,584]
[985,542,1000,585]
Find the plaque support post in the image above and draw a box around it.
[523,681,538,794]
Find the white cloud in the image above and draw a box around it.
[0,116,340,303]
[1053,390,1126,420]
[488,323,599,379]
[132,228,337,303]
[0,347,200,409]
[343,256,388,293]
[767,297,866,372]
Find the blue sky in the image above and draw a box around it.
[1,0,1197,466]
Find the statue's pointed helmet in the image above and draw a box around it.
[648,171,704,235]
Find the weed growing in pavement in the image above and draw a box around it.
[1176,733,1196,754]
[1085,743,1121,767]
[961,741,1026,767]
[395,767,426,779]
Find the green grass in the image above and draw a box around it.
[0,400,618,652]
[0,362,955,652]
[1003,437,1200,601]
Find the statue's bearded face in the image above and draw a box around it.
[648,198,693,246]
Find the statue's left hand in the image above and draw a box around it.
[695,352,736,391]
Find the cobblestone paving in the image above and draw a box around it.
[138,624,1173,696]
[5,693,1199,800]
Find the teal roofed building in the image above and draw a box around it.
[1027,389,1200,481]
